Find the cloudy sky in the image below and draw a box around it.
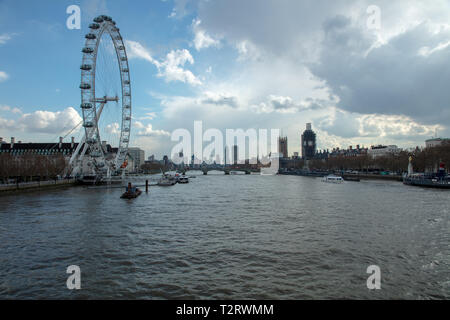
[1,0,450,159]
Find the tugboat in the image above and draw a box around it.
[121,182,142,199]
[403,157,450,189]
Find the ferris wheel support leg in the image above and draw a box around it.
[67,133,86,176]
[69,134,86,167]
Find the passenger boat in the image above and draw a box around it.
[322,175,344,183]
[177,175,189,184]
[157,174,177,186]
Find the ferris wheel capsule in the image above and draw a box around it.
[81,103,93,109]
[80,83,91,90]
[82,47,94,54]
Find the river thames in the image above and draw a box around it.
[0,174,449,299]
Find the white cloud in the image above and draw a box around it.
[418,41,450,57]
[201,91,238,108]
[248,95,326,114]
[125,40,158,65]
[3,107,83,134]
[137,112,157,121]
[315,107,440,143]
[105,122,120,135]
[236,40,261,61]
[0,105,21,114]
[136,123,171,137]
[0,71,9,82]
[192,19,221,50]
[0,33,12,45]
[134,121,145,129]
[126,40,201,86]
[168,0,190,19]
[157,49,202,86]
[0,117,15,130]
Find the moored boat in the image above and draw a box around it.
[403,175,450,189]
[403,158,450,189]
[342,175,360,182]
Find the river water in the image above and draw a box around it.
[0,173,449,299]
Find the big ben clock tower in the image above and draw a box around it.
[301,123,317,160]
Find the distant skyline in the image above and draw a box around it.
[1,0,450,158]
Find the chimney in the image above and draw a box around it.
[306,123,312,131]
[59,137,63,149]
[71,137,75,149]
[10,137,15,149]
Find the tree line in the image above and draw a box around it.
[0,153,67,184]
[307,141,450,173]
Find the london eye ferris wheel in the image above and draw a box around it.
[69,15,131,181]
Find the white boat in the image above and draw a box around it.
[322,175,344,183]
[157,174,177,186]
[177,176,189,184]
